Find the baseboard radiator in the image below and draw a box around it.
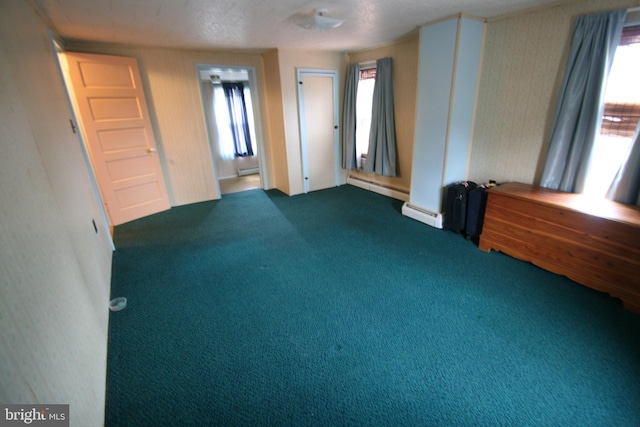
[237,166,259,176]
[402,202,443,229]
[347,177,409,202]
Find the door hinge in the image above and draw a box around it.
[69,119,77,134]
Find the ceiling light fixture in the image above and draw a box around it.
[298,8,345,31]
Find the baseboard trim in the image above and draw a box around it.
[401,202,444,229]
[347,177,409,202]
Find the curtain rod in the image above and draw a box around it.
[628,6,640,12]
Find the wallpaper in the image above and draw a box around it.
[470,0,640,185]
[1,1,114,425]
[262,49,290,194]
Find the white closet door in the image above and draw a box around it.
[298,70,339,193]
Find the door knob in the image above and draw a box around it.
[146,147,157,153]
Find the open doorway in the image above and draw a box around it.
[197,65,265,195]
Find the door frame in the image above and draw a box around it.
[48,32,115,249]
[195,64,268,195]
[296,68,340,194]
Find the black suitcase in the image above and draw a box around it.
[465,181,497,241]
[465,186,489,240]
[443,181,476,234]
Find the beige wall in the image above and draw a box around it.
[262,49,290,194]
[65,42,273,206]
[347,36,420,194]
[60,43,348,199]
[470,0,640,185]
[2,0,636,424]
[276,49,348,195]
[63,43,351,200]
[0,1,113,425]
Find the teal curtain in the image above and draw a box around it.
[606,120,640,205]
[364,57,397,176]
[341,63,359,170]
[540,10,626,192]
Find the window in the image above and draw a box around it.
[212,82,257,160]
[584,24,640,198]
[355,67,376,169]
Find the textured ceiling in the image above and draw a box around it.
[32,0,563,52]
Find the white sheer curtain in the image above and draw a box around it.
[243,85,257,156]
[211,82,257,160]
[355,77,375,169]
[222,82,254,157]
[606,120,640,205]
[213,85,235,160]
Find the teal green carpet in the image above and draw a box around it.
[106,185,640,426]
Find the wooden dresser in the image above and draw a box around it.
[478,182,640,312]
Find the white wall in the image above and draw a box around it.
[0,1,113,425]
[410,16,484,213]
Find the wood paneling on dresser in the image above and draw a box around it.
[479,182,640,312]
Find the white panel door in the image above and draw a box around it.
[298,70,339,193]
[64,52,170,225]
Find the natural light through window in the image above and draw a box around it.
[355,67,376,169]
[212,83,257,161]
[584,25,640,198]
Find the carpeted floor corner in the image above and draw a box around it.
[105,185,640,426]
